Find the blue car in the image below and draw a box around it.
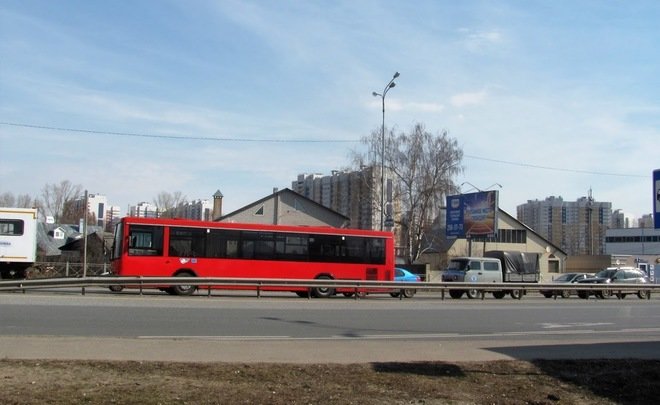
[391,267,421,298]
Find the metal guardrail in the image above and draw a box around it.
[0,277,657,300]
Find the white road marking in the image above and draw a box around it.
[540,322,613,329]
[138,327,660,341]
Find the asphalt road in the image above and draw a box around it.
[2,289,660,363]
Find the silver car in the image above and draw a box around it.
[540,272,590,298]
[609,268,651,299]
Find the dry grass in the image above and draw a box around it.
[1,359,658,404]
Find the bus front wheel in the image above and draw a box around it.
[171,271,197,296]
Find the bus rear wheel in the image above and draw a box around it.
[171,271,197,296]
[449,290,464,299]
[312,275,335,298]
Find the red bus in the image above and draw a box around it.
[110,216,394,297]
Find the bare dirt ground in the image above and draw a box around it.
[1,359,658,404]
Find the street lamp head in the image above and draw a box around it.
[393,71,400,79]
[389,82,396,89]
[372,91,380,97]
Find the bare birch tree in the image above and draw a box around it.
[355,123,463,264]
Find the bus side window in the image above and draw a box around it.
[226,240,239,258]
[128,225,164,256]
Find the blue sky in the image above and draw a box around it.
[1,0,658,218]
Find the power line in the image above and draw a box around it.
[465,154,647,178]
[1,121,647,178]
[0,121,358,144]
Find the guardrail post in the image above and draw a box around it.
[207,285,211,297]
[65,262,69,277]
[441,288,445,301]
[257,283,261,298]
[139,278,143,296]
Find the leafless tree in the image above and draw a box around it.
[153,191,187,218]
[0,192,16,207]
[0,192,36,208]
[40,180,83,223]
[354,123,463,264]
[16,194,35,208]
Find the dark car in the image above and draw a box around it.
[540,272,590,298]
[577,267,651,299]
[390,267,421,298]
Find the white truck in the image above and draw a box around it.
[441,251,541,299]
[0,207,38,279]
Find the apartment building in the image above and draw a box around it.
[517,194,612,256]
[67,193,108,227]
[129,202,160,218]
[182,199,213,221]
[292,168,383,230]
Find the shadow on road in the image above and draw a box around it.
[486,340,660,360]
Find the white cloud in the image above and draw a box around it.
[450,89,488,107]
[460,28,505,53]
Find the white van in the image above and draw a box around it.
[0,207,38,279]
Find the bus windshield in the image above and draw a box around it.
[110,222,123,260]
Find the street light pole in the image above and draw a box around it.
[372,71,399,231]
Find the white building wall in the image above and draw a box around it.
[605,228,660,256]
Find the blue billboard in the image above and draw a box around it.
[654,169,660,229]
[445,194,465,238]
[446,190,499,238]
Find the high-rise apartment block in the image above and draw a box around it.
[182,199,213,221]
[68,193,109,227]
[611,209,637,228]
[517,195,612,255]
[638,214,655,228]
[129,202,160,218]
[128,198,212,220]
[291,168,383,230]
